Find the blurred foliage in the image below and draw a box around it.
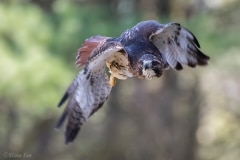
[0,0,240,160]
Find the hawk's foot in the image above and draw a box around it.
[110,75,116,87]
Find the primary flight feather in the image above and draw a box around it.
[56,20,210,144]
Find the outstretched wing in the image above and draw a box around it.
[149,23,210,70]
[56,40,124,144]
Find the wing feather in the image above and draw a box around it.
[76,35,111,67]
[56,41,124,143]
[150,23,210,70]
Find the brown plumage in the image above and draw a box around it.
[56,20,210,144]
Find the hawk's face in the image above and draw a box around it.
[138,54,163,80]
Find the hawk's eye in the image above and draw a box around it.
[151,61,160,67]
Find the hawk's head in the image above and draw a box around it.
[138,54,166,80]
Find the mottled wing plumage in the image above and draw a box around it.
[150,23,210,70]
[56,41,124,144]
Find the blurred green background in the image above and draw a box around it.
[0,0,240,160]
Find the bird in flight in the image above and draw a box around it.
[56,20,210,144]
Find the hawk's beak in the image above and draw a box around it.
[143,62,151,70]
[143,61,152,70]
[143,60,161,70]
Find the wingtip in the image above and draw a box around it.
[196,49,210,66]
[65,137,73,145]
[197,58,210,66]
[54,127,61,132]
[65,126,80,144]
[57,92,69,107]
[55,110,69,130]
[185,27,201,48]
[175,62,183,70]
[193,36,201,48]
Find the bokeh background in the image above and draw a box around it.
[0,0,240,160]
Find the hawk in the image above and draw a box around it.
[56,20,210,144]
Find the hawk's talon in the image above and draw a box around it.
[110,75,116,87]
